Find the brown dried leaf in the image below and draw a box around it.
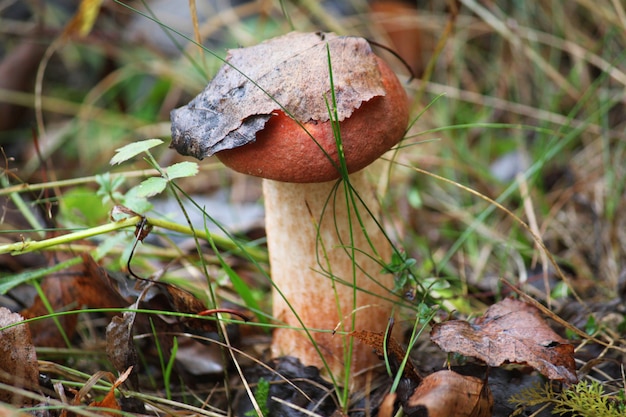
[140,280,249,334]
[21,253,128,347]
[137,282,218,334]
[106,312,139,389]
[160,284,218,332]
[80,254,131,307]
[350,329,422,383]
[60,368,130,417]
[430,298,577,383]
[88,385,121,415]
[403,370,492,417]
[378,392,397,417]
[170,31,385,159]
[0,308,39,405]
[87,367,131,416]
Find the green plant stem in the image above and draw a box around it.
[0,170,159,196]
[147,217,267,261]
[32,280,73,348]
[0,164,223,197]
[0,256,82,294]
[0,216,142,254]
[0,215,267,262]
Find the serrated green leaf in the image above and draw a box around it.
[122,187,154,214]
[96,173,126,205]
[110,139,163,165]
[134,177,167,198]
[166,161,199,179]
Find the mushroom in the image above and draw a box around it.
[170,32,409,388]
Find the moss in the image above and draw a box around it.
[509,380,625,416]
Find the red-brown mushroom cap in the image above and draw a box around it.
[216,56,409,183]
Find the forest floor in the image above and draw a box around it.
[1,1,625,416]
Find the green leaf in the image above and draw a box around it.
[134,177,167,198]
[110,139,163,165]
[96,172,126,205]
[584,315,598,335]
[122,187,153,214]
[166,161,199,179]
[61,187,110,226]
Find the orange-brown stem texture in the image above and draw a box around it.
[264,171,397,388]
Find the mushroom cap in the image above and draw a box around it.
[216,56,409,183]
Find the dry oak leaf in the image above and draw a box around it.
[170,31,386,159]
[430,298,577,383]
[403,370,493,417]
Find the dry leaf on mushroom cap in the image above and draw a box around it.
[170,31,386,159]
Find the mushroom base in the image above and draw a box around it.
[263,170,398,389]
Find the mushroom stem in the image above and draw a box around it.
[263,169,396,387]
